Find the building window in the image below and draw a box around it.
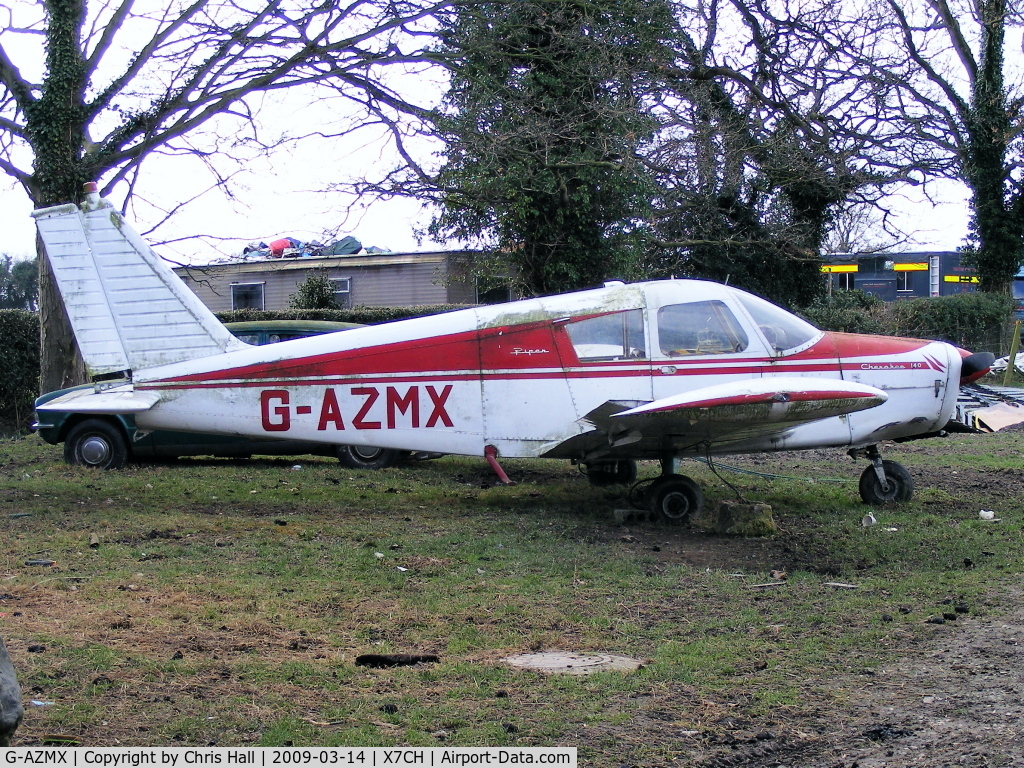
[231,283,265,310]
[476,282,513,304]
[896,271,913,292]
[330,278,351,308]
[832,272,855,291]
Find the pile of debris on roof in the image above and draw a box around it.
[241,235,392,259]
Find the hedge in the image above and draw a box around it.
[0,310,39,433]
[886,292,1017,353]
[801,291,1017,354]
[799,290,889,336]
[230,294,1016,354]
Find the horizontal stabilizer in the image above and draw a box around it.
[36,387,161,414]
[615,377,886,424]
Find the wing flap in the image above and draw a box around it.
[36,387,161,414]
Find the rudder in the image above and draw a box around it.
[33,189,247,379]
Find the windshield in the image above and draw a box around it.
[735,292,821,353]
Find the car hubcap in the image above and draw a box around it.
[80,436,111,465]
[351,446,383,460]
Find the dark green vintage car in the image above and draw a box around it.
[33,320,409,470]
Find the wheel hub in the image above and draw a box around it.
[80,436,111,465]
[351,446,383,460]
[661,491,691,519]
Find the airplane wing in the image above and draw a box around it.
[35,387,162,414]
[614,377,886,423]
[542,377,887,460]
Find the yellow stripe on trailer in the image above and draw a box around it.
[893,262,928,271]
[821,264,858,273]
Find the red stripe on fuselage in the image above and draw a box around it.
[160,328,486,384]
[147,325,933,389]
[825,332,929,358]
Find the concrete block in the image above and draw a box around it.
[714,500,777,537]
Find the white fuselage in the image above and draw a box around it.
[129,281,962,460]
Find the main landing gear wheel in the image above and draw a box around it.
[858,460,914,505]
[646,475,704,525]
[64,418,129,470]
[336,445,404,470]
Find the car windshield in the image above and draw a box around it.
[734,292,821,353]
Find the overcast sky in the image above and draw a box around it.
[0,109,448,265]
[0,0,976,266]
[2,167,973,266]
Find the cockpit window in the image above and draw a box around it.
[565,309,646,361]
[735,292,821,353]
[657,301,748,356]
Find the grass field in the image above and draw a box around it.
[1,431,1022,764]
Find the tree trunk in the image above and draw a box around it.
[37,233,86,394]
[30,0,89,393]
[966,0,1023,295]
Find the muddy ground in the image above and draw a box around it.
[3,434,1023,765]
[664,584,1024,768]
[595,437,1024,768]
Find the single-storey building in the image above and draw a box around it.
[171,250,507,311]
[820,251,981,300]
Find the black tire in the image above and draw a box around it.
[336,445,403,470]
[585,460,638,487]
[858,461,914,505]
[64,419,130,470]
[646,475,704,524]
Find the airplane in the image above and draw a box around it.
[32,185,994,522]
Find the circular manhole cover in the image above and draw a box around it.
[502,652,642,675]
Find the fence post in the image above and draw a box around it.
[1003,320,1022,387]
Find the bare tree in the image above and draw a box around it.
[0,0,450,391]
[335,0,680,297]
[857,0,1024,293]
[823,204,907,255]
[644,0,942,305]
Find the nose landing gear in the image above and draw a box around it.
[646,474,704,524]
[851,445,914,505]
[636,454,705,524]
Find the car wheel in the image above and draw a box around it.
[64,419,130,470]
[336,445,403,470]
[646,475,704,525]
[858,461,914,505]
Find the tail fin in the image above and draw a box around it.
[33,189,247,379]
